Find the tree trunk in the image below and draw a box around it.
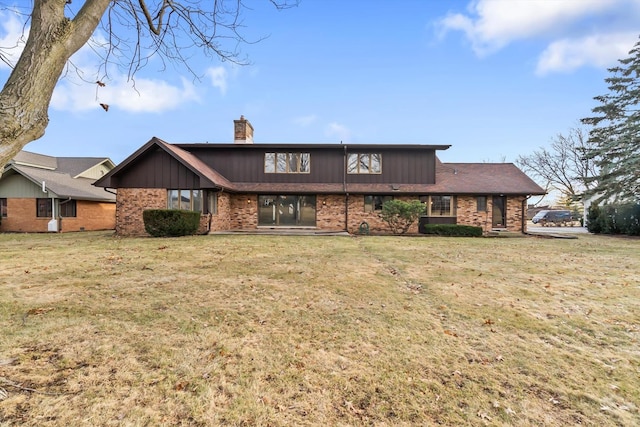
[0,0,110,168]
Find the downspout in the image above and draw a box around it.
[522,196,529,234]
[103,187,117,196]
[343,145,349,232]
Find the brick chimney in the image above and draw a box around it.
[233,115,254,144]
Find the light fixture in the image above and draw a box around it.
[247,199,251,204]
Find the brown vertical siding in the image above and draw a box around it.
[115,149,200,189]
[118,146,438,189]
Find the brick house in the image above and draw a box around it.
[94,117,545,236]
[0,151,116,233]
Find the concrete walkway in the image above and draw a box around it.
[208,228,351,236]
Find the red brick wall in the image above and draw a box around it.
[228,194,258,229]
[456,195,526,233]
[116,188,166,236]
[116,189,233,236]
[208,192,231,231]
[0,198,115,233]
[112,189,528,235]
[0,198,49,232]
[59,201,115,232]
[316,195,347,231]
[456,196,492,232]
[346,195,423,234]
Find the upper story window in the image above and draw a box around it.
[347,153,381,174]
[168,189,202,212]
[265,152,310,173]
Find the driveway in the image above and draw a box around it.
[527,223,589,234]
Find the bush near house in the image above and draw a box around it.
[420,224,483,237]
[379,199,425,234]
[586,203,640,236]
[143,209,201,237]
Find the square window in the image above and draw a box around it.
[60,200,77,217]
[36,198,52,218]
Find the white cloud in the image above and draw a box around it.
[436,0,640,73]
[438,0,622,55]
[325,122,351,142]
[205,66,228,95]
[52,76,199,113]
[47,30,201,113]
[293,114,318,127]
[0,10,28,69]
[536,32,638,75]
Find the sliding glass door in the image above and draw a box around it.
[258,195,316,227]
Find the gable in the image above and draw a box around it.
[107,147,201,189]
[0,171,45,198]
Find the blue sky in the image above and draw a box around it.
[1,0,639,165]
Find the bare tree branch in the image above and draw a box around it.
[516,127,600,201]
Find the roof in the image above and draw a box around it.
[3,150,116,202]
[429,161,546,195]
[175,143,452,151]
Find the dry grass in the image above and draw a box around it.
[0,231,638,426]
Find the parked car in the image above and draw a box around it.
[531,210,574,226]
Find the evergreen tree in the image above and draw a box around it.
[581,37,640,203]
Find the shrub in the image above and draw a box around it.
[587,203,640,236]
[420,224,483,237]
[143,209,201,237]
[379,199,425,234]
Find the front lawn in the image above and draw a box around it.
[0,232,638,426]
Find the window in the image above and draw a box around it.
[36,198,52,218]
[430,195,455,216]
[59,200,77,217]
[477,196,487,212]
[205,191,218,215]
[348,153,382,174]
[0,198,6,218]
[265,152,310,173]
[364,195,393,212]
[420,195,456,216]
[167,189,203,212]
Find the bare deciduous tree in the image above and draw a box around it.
[0,0,297,168]
[515,127,599,201]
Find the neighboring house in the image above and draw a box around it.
[94,116,545,236]
[0,151,116,233]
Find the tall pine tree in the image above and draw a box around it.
[581,37,640,203]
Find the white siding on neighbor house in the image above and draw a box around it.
[76,163,111,180]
